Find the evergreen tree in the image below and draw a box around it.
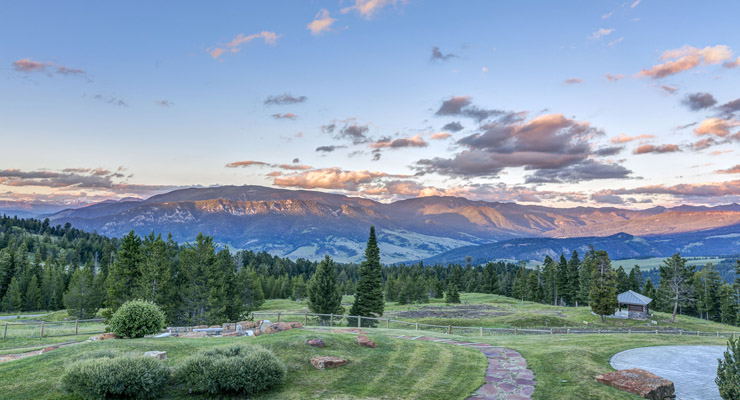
[512,266,527,302]
[63,263,100,319]
[659,253,694,323]
[643,278,656,301]
[694,263,722,321]
[23,274,42,311]
[615,266,630,293]
[307,255,344,318]
[542,256,558,305]
[628,265,643,292]
[557,254,569,305]
[589,250,618,322]
[291,275,307,301]
[445,283,461,304]
[433,278,445,299]
[0,249,13,301]
[178,233,216,325]
[1,276,22,312]
[578,250,594,306]
[135,233,171,307]
[567,250,581,306]
[349,227,384,325]
[206,248,241,323]
[384,277,397,302]
[718,283,737,325]
[235,267,264,313]
[106,231,142,312]
[527,268,544,303]
[717,337,740,400]
[482,262,499,294]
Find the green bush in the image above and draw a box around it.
[62,356,170,400]
[109,300,165,338]
[177,344,286,395]
[717,336,740,399]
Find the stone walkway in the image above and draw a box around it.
[396,335,535,400]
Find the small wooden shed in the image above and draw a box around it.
[617,290,652,319]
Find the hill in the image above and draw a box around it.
[44,185,740,263]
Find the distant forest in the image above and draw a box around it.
[1,215,739,326]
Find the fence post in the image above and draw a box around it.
[40,321,45,338]
[680,330,682,336]
[358,316,362,328]
[75,320,79,335]
[567,328,570,334]
[415,323,419,331]
[277,313,281,323]
[480,326,483,337]
[3,322,7,339]
[448,325,451,335]
[697,330,700,336]
[550,328,553,335]
[515,327,518,336]
[386,318,390,329]
[718,331,720,338]
[655,329,658,335]
[628,329,631,334]
[305,313,308,326]
[330,314,334,327]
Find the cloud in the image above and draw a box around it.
[340,0,397,19]
[717,98,740,116]
[431,46,457,61]
[608,37,624,47]
[591,193,624,204]
[272,113,298,120]
[660,85,678,94]
[525,159,631,184]
[94,94,128,107]
[630,0,642,8]
[610,133,655,144]
[155,100,172,107]
[594,146,624,156]
[12,58,86,77]
[321,119,371,144]
[316,145,345,152]
[717,165,740,174]
[442,121,464,132]
[307,9,336,35]
[633,144,681,154]
[602,11,614,19]
[694,117,740,138]
[563,78,583,85]
[208,31,280,59]
[637,45,733,79]
[264,93,308,105]
[724,57,740,68]
[605,180,740,198]
[225,161,270,168]
[417,113,626,182]
[430,132,452,140]
[435,96,520,122]
[682,92,717,111]
[275,164,312,171]
[605,73,625,82]
[370,134,428,149]
[589,28,615,39]
[272,167,399,190]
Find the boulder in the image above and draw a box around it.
[357,335,377,348]
[221,331,239,337]
[193,325,208,329]
[306,338,324,347]
[595,368,675,400]
[237,320,257,329]
[252,329,262,337]
[144,351,167,360]
[222,323,235,330]
[264,322,293,334]
[289,322,303,329]
[311,356,348,370]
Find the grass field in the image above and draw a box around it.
[0,329,485,400]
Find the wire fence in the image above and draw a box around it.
[1,319,106,339]
[251,312,740,338]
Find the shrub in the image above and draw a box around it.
[77,349,122,360]
[62,356,169,400]
[108,300,165,338]
[717,336,740,399]
[177,344,286,395]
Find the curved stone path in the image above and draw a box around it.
[396,335,535,400]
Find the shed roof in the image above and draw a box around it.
[617,290,652,305]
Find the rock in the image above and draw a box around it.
[357,335,377,348]
[193,325,208,329]
[252,329,262,337]
[222,323,235,330]
[180,331,207,338]
[237,320,257,329]
[288,322,303,329]
[311,356,348,370]
[208,325,220,329]
[595,368,675,400]
[264,322,293,334]
[306,338,324,347]
[89,333,118,341]
[222,331,239,337]
[144,351,167,360]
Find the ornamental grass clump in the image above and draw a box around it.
[177,344,286,395]
[62,355,169,400]
[108,300,165,338]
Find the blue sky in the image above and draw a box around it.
[1,0,739,207]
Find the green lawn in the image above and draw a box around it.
[0,329,485,400]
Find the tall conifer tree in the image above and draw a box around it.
[349,226,384,325]
[307,255,344,318]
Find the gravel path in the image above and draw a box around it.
[396,335,535,400]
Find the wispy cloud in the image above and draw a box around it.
[340,0,398,19]
[610,133,655,144]
[431,46,457,61]
[208,31,280,59]
[12,58,86,77]
[264,93,308,105]
[638,45,733,79]
[589,28,615,39]
[633,144,681,154]
[605,73,625,82]
[272,113,298,120]
[307,9,336,35]
[563,78,583,85]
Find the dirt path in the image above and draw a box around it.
[396,335,535,400]
[0,341,82,364]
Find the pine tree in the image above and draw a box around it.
[567,250,581,306]
[717,336,740,400]
[527,268,544,303]
[628,265,643,292]
[615,266,630,293]
[643,278,656,300]
[349,227,384,325]
[512,266,527,302]
[106,230,142,313]
[718,283,737,325]
[0,249,13,301]
[235,267,264,313]
[135,232,171,307]
[206,248,241,323]
[307,255,344,318]
[578,248,595,306]
[589,250,618,322]
[557,254,569,305]
[659,253,694,323]
[694,263,722,321]
[63,263,101,319]
[179,233,216,325]
[433,278,445,299]
[384,277,397,302]
[23,274,42,311]
[291,275,307,301]
[445,283,461,304]
[1,276,22,312]
[482,262,499,294]
[542,256,558,305]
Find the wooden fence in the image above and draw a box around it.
[251,312,739,338]
[1,319,106,339]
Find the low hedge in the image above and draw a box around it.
[62,355,170,400]
[177,344,286,395]
[108,300,165,339]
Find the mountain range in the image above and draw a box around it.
[21,185,740,263]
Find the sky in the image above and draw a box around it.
[1,0,740,208]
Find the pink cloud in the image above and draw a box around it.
[610,133,655,144]
[638,45,733,79]
[370,134,428,149]
[307,9,336,35]
[208,31,281,59]
[341,0,398,19]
